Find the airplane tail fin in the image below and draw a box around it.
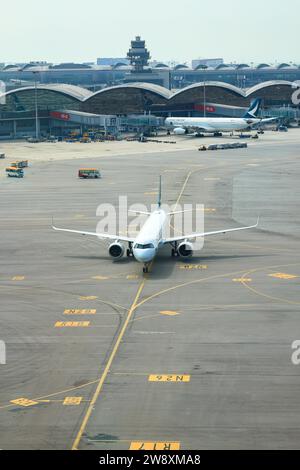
[158,175,162,208]
[243,98,262,119]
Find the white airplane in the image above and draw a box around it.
[165,98,276,136]
[52,178,259,274]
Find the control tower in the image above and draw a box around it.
[127,36,151,73]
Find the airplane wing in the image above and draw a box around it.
[164,218,259,244]
[52,224,135,243]
[260,117,278,123]
[189,124,215,132]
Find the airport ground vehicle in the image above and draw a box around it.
[6,167,24,178]
[78,168,101,179]
[278,125,288,132]
[80,133,92,143]
[11,160,28,168]
[0,153,5,159]
[203,142,248,151]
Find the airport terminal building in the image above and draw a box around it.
[0,81,299,139]
[1,61,300,90]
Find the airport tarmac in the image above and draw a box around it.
[0,130,300,450]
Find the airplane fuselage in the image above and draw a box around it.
[132,209,167,264]
[165,117,259,133]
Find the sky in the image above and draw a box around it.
[1,0,299,64]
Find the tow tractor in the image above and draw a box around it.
[6,167,24,178]
[11,160,28,168]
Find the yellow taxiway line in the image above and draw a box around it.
[71,280,146,450]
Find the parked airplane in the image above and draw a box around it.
[52,178,259,274]
[165,98,276,136]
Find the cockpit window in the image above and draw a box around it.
[135,243,154,249]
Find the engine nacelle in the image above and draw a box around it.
[173,127,186,135]
[109,242,125,259]
[178,241,193,258]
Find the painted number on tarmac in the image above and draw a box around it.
[269,273,299,280]
[233,278,252,283]
[149,375,190,383]
[179,264,208,270]
[10,398,39,407]
[64,309,96,315]
[63,397,83,406]
[55,321,90,328]
[130,442,181,451]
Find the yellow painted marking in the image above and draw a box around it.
[92,276,109,280]
[149,375,190,382]
[178,264,208,270]
[74,214,85,219]
[72,280,146,450]
[10,398,39,407]
[12,276,25,281]
[160,310,180,316]
[127,275,139,280]
[144,192,158,196]
[233,278,252,283]
[63,397,83,406]
[130,442,180,451]
[55,321,90,328]
[197,208,216,213]
[64,309,96,315]
[204,177,220,181]
[269,273,298,280]
[79,296,98,301]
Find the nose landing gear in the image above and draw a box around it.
[143,264,150,274]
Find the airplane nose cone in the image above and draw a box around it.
[133,249,155,263]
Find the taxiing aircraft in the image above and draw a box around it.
[52,178,259,273]
[165,98,276,136]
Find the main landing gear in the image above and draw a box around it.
[127,243,133,258]
[171,242,179,257]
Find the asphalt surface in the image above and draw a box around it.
[0,131,300,450]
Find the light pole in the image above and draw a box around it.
[204,79,206,117]
[199,65,208,117]
[32,71,39,140]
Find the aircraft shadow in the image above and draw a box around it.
[64,252,270,280]
[149,253,270,279]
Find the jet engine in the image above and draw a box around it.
[178,241,193,258]
[109,242,125,259]
[173,127,186,135]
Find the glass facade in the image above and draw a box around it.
[0,89,81,113]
